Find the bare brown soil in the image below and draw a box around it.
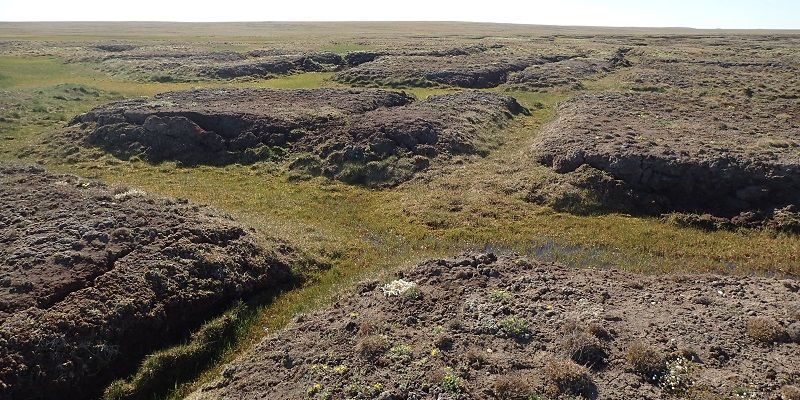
[60,88,524,186]
[190,253,800,400]
[0,165,296,400]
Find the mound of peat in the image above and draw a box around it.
[206,52,347,78]
[333,54,537,88]
[507,49,631,90]
[190,253,799,399]
[333,49,628,90]
[530,92,800,228]
[64,88,524,186]
[623,57,800,100]
[0,165,295,400]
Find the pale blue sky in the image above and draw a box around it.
[0,0,797,29]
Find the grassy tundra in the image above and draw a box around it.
[1,22,798,399]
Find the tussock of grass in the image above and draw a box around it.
[357,335,390,359]
[746,316,789,344]
[625,341,666,383]
[782,385,800,400]
[492,375,534,399]
[543,358,595,398]
[561,329,608,369]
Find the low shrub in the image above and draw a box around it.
[441,372,464,394]
[499,315,530,339]
[388,343,413,361]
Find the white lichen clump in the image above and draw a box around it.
[381,279,418,297]
[113,188,146,201]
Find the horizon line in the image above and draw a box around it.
[1,21,799,31]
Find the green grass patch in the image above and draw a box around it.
[0,56,79,89]
[0,56,338,94]
[231,72,339,90]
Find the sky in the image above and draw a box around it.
[0,0,798,29]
